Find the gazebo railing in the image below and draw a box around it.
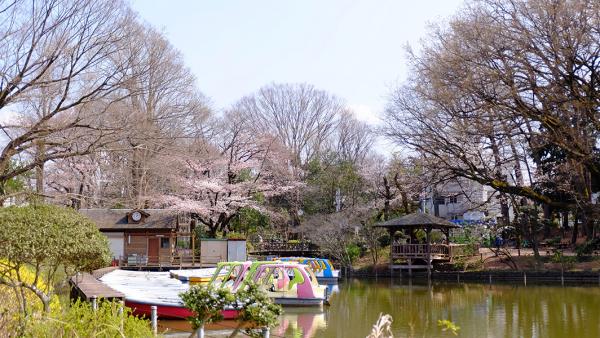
[391,243,450,259]
[391,242,476,261]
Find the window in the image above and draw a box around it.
[435,197,446,205]
[160,237,170,249]
[448,196,458,204]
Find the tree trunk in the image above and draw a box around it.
[382,176,392,220]
[562,212,569,232]
[572,212,579,245]
[35,140,45,200]
[433,190,439,217]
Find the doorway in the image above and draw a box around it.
[148,238,159,263]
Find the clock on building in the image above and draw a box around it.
[131,211,142,222]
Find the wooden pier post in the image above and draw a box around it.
[151,305,157,335]
[91,295,97,311]
[118,300,124,332]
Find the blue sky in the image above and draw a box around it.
[131,0,465,125]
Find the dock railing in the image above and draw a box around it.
[118,254,223,268]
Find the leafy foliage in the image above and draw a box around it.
[229,207,271,235]
[345,243,361,265]
[181,283,282,338]
[575,238,600,259]
[235,283,282,338]
[0,204,111,315]
[0,204,111,274]
[24,299,154,338]
[180,284,235,328]
[304,159,367,214]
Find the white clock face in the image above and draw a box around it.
[132,211,142,221]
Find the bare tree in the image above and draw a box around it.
[332,110,374,165]
[0,0,140,204]
[383,0,600,238]
[116,23,212,207]
[235,83,344,171]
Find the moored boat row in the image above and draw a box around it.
[98,258,338,319]
[273,257,340,283]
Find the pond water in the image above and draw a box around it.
[161,279,600,338]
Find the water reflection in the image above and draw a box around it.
[160,279,600,338]
[273,307,326,338]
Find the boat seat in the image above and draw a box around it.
[288,269,304,291]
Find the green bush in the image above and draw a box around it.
[550,250,576,269]
[226,231,246,240]
[575,238,600,259]
[181,283,282,338]
[377,232,391,247]
[24,299,154,337]
[0,204,111,315]
[180,284,235,329]
[235,283,282,338]
[346,243,361,264]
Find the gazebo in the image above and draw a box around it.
[375,212,467,276]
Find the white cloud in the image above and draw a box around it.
[346,104,381,125]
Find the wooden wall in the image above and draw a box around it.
[124,232,172,257]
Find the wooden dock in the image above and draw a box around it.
[70,270,125,301]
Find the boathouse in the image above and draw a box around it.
[80,208,200,267]
[81,208,247,268]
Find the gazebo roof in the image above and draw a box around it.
[374,212,459,230]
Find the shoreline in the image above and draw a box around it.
[347,269,600,285]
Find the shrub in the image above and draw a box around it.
[226,231,246,240]
[0,204,111,314]
[181,283,282,338]
[550,250,576,270]
[180,284,235,330]
[24,299,154,337]
[346,243,361,264]
[575,238,600,259]
[235,283,282,338]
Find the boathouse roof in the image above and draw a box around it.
[79,209,177,231]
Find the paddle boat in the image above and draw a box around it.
[249,262,328,306]
[99,269,238,319]
[274,257,340,283]
[169,267,222,284]
[206,261,328,306]
[208,261,280,290]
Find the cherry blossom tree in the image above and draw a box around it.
[158,114,299,237]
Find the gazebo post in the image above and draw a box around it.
[443,228,451,262]
[407,226,413,278]
[388,228,395,271]
[426,226,432,280]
